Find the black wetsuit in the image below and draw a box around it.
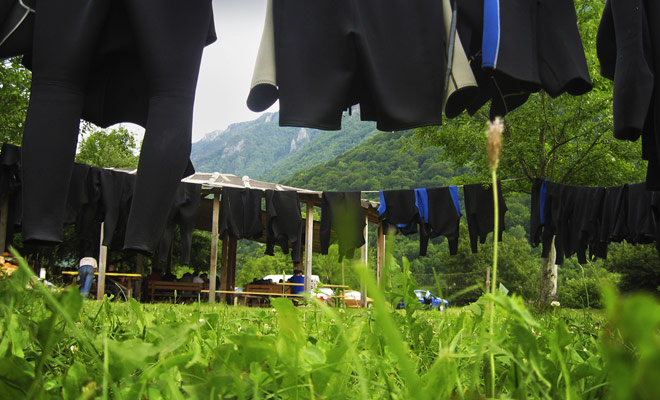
[378,189,427,255]
[264,190,302,263]
[597,0,660,189]
[98,169,135,249]
[271,0,446,131]
[0,143,21,246]
[158,182,201,266]
[424,186,462,256]
[463,182,506,253]
[218,187,264,240]
[458,0,591,118]
[18,0,215,255]
[320,191,365,261]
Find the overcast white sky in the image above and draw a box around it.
[192,0,276,142]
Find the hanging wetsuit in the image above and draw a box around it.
[98,169,135,249]
[218,187,264,240]
[0,0,34,59]
[64,163,91,225]
[320,191,365,261]
[529,178,547,248]
[0,143,22,246]
[597,0,660,189]
[378,189,427,255]
[158,182,201,266]
[253,0,446,131]
[18,0,215,255]
[463,182,506,253]
[594,184,628,259]
[264,190,302,263]
[614,183,658,245]
[424,186,462,256]
[378,190,421,234]
[74,166,103,247]
[457,0,591,118]
[552,185,606,264]
[247,0,477,122]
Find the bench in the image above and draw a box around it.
[244,283,291,295]
[147,281,204,302]
[240,284,292,306]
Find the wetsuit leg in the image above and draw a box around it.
[121,0,213,254]
[21,0,111,244]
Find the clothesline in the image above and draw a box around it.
[359,177,527,193]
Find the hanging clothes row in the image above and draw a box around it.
[0,144,203,264]
[530,179,660,265]
[377,183,506,257]
[247,0,592,129]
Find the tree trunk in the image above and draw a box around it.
[538,236,558,306]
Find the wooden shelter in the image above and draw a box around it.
[182,172,384,305]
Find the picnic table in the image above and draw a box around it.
[62,271,143,298]
[146,280,205,302]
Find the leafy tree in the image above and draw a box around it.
[411,0,643,305]
[0,58,31,145]
[599,243,660,295]
[76,125,139,168]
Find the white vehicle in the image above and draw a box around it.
[262,274,320,289]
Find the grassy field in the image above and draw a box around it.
[1,255,660,399]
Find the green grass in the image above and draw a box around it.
[1,253,659,399]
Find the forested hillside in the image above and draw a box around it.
[283,130,466,194]
[190,111,378,181]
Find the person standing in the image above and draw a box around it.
[287,269,305,295]
[78,256,97,299]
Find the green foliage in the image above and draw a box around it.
[75,126,139,169]
[598,242,660,294]
[284,130,462,194]
[8,250,660,398]
[0,58,31,145]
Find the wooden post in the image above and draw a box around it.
[376,222,385,287]
[0,195,8,252]
[208,192,220,303]
[360,214,368,308]
[304,201,314,296]
[97,222,107,300]
[135,254,144,300]
[341,261,345,287]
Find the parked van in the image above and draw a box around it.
[262,274,320,289]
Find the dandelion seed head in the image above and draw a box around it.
[487,117,504,170]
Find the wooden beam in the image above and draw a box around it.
[0,195,8,252]
[376,222,385,287]
[97,222,107,300]
[208,192,220,304]
[360,214,368,308]
[304,201,314,296]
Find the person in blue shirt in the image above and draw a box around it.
[288,269,305,295]
[78,257,97,299]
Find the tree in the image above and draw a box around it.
[0,57,31,145]
[412,0,644,306]
[76,125,139,168]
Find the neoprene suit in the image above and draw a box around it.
[20,0,213,255]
